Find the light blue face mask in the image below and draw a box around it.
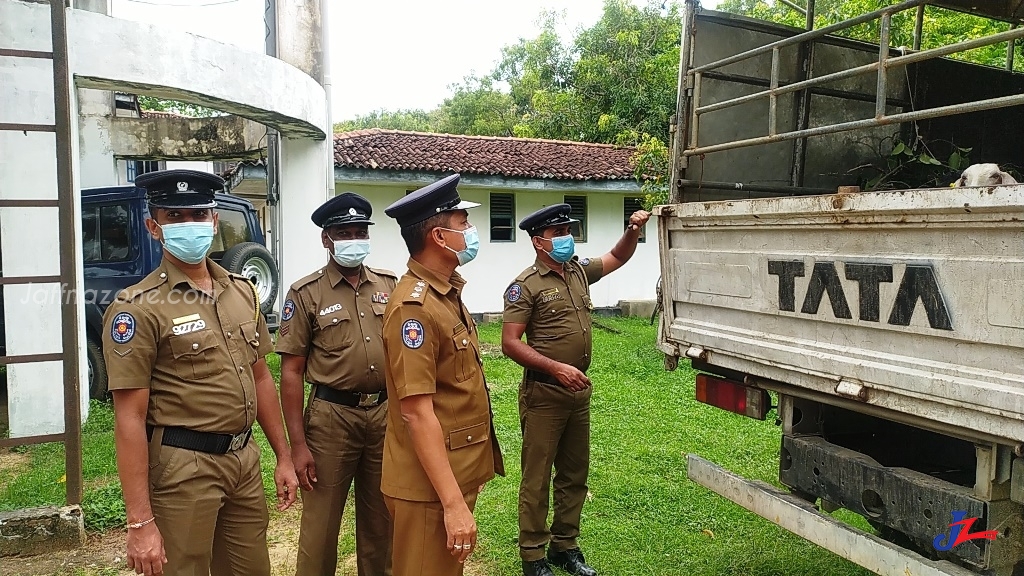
[544,234,575,263]
[333,239,370,268]
[442,226,480,266]
[159,222,215,264]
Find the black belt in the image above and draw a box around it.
[146,425,252,454]
[525,370,561,386]
[314,385,387,408]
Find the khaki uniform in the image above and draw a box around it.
[275,262,397,576]
[380,258,505,576]
[502,256,604,561]
[103,258,274,576]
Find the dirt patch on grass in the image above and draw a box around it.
[2,530,131,576]
[2,498,489,576]
[0,449,30,475]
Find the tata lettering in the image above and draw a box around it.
[767,260,953,330]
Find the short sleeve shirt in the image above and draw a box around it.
[380,258,504,501]
[274,262,397,392]
[502,256,604,372]
[102,259,273,434]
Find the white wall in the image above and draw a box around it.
[310,182,660,315]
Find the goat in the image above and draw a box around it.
[953,163,1018,187]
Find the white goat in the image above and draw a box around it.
[953,163,1018,187]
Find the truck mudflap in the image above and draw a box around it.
[686,454,978,576]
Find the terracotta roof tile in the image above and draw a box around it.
[333,129,637,181]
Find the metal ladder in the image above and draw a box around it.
[0,0,84,506]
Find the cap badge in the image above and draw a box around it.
[176,181,188,192]
[349,207,358,216]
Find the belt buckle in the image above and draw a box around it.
[228,430,249,452]
[358,392,380,408]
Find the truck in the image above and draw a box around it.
[0,183,279,401]
[656,2,1024,575]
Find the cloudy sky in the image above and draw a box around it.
[109,0,721,120]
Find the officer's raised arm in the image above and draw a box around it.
[599,209,651,276]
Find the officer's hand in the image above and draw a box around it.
[552,363,591,391]
[444,499,477,564]
[628,209,651,231]
[291,444,318,492]
[274,460,299,511]
[126,522,167,576]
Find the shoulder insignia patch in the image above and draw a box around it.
[506,283,522,303]
[111,312,136,344]
[282,299,296,321]
[402,319,425,349]
[580,258,591,266]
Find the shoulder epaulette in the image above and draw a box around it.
[401,280,428,305]
[515,265,540,283]
[118,270,167,302]
[289,269,325,292]
[367,266,398,279]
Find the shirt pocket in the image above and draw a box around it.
[447,421,488,451]
[238,319,261,364]
[371,303,387,317]
[169,330,220,380]
[452,327,476,382]
[316,310,354,353]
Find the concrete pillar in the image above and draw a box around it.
[275,0,323,83]
[75,88,117,187]
[277,136,329,288]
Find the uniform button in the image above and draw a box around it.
[332,318,339,324]
[466,435,473,442]
[462,338,468,345]
[238,366,243,372]
[370,365,376,370]
[365,336,371,342]
[191,342,199,350]
[318,269,324,274]
[355,291,360,296]
[360,312,365,317]
[226,331,232,337]
[159,272,166,278]
[575,307,580,311]
[247,401,252,407]
[583,328,587,333]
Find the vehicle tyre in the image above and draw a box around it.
[87,336,108,400]
[220,242,280,315]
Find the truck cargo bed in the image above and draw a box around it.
[655,186,1024,444]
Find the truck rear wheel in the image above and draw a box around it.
[87,337,108,400]
[220,242,280,315]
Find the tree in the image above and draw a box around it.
[137,96,222,118]
[333,108,443,133]
[717,1,1018,71]
[438,76,519,136]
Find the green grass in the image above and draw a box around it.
[0,317,874,575]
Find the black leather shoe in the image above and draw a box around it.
[547,548,598,576]
[522,558,556,576]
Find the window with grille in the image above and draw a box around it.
[624,197,646,243]
[564,195,587,242]
[489,193,515,242]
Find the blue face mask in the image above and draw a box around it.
[544,234,575,263]
[333,239,370,268]
[442,226,479,266]
[159,222,215,264]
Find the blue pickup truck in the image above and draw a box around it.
[0,185,280,400]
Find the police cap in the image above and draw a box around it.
[518,203,578,233]
[384,173,480,228]
[137,169,222,209]
[311,192,375,228]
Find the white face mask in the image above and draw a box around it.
[332,239,370,268]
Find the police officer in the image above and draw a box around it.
[276,192,396,576]
[379,173,505,576]
[501,203,650,576]
[102,169,299,576]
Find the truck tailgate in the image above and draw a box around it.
[656,187,1024,443]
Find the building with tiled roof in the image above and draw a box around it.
[227,129,658,313]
